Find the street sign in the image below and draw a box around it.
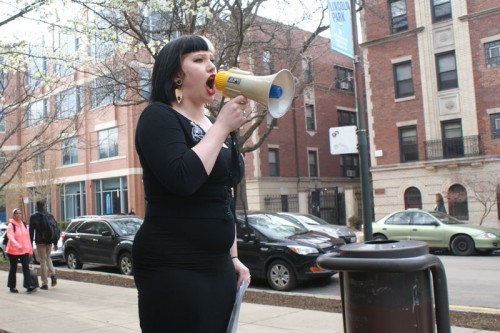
[328,0,354,58]
[329,125,358,155]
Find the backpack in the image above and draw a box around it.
[3,223,27,245]
[2,224,15,245]
[39,212,60,244]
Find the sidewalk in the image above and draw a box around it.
[0,270,498,333]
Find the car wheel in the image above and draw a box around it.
[266,259,297,291]
[118,252,133,275]
[66,250,83,269]
[451,235,475,256]
[372,234,388,241]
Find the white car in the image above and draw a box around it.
[277,212,358,244]
[0,223,7,259]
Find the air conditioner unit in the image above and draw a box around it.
[346,169,356,177]
[340,82,349,90]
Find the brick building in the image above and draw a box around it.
[0,15,359,225]
[360,0,500,227]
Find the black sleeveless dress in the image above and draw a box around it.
[133,102,244,333]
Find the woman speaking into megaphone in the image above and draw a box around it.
[134,35,251,333]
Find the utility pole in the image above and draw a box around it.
[350,0,373,241]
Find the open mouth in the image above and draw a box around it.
[206,74,216,95]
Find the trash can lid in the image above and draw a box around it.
[338,240,429,259]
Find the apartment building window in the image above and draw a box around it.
[491,114,500,139]
[399,126,419,162]
[0,107,5,132]
[389,0,408,33]
[34,151,45,170]
[59,182,86,221]
[305,104,316,131]
[394,61,414,98]
[54,30,79,77]
[94,177,128,215]
[338,110,356,126]
[142,6,167,42]
[98,127,118,159]
[302,56,313,84]
[89,15,115,60]
[263,50,272,75]
[268,148,280,177]
[27,99,47,127]
[90,76,125,109]
[139,68,152,100]
[485,40,500,68]
[0,152,6,170]
[0,56,4,92]
[341,154,358,178]
[55,87,82,119]
[432,0,452,23]
[436,52,458,90]
[338,109,357,126]
[25,41,47,89]
[308,150,319,177]
[442,120,463,158]
[335,66,354,92]
[404,187,422,209]
[448,184,468,220]
[62,137,78,165]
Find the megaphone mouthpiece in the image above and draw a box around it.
[214,68,295,118]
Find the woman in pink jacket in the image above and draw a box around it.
[6,208,35,293]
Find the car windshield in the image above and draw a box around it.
[108,218,143,236]
[247,214,308,238]
[428,211,465,225]
[292,214,329,226]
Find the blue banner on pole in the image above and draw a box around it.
[328,0,353,58]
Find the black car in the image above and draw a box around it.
[62,215,143,275]
[236,212,345,291]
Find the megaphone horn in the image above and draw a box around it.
[214,68,295,118]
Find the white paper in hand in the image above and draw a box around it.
[226,280,249,333]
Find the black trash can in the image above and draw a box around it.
[318,240,450,333]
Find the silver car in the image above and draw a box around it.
[0,223,7,259]
[277,212,357,244]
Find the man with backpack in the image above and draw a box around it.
[29,199,59,290]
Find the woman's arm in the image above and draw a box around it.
[230,225,250,288]
[192,96,247,175]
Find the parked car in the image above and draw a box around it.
[277,212,358,244]
[372,209,500,256]
[62,215,143,275]
[236,212,345,291]
[33,238,64,263]
[0,223,6,259]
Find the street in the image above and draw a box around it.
[64,251,500,309]
[248,251,500,310]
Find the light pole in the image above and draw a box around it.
[350,0,373,241]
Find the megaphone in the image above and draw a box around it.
[214,68,295,118]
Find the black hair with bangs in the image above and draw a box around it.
[150,35,213,105]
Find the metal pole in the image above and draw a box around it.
[350,0,373,241]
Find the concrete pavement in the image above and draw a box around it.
[0,270,499,333]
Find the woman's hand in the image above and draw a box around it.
[216,95,248,133]
[232,257,251,288]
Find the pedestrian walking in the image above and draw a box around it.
[29,199,58,290]
[6,208,35,293]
